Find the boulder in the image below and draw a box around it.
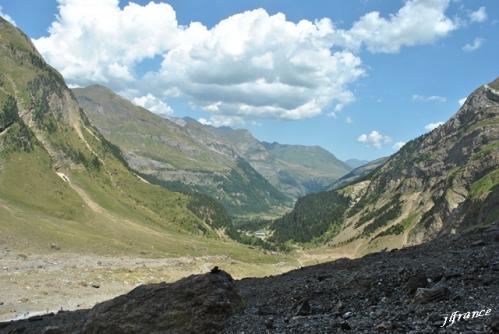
[293,299,311,316]
[81,269,243,334]
[413,284,450,304]
[404,273,428,295]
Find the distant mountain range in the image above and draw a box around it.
[74,85,351,218]
[344,159,370,169]
[241,140,352,197]
[272,77,499,255]
[328,157,388,190]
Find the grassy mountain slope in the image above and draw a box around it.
[74,85,349,207]
[262,142,352,194]
[213,128,351,197]
[74,85,231,172]
[0,17,281,264]
[272,77,499,255]
[74,85,291,218]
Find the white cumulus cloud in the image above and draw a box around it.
[34,0,180,85]
[412,94,447,103]
[333,0,457,53]
[469,7,487,23]
[358,130,391,149]
[198,115,245,127]
[0,5,16,26]
[153,9,364,120]
[458,97,467,106]
[132,94,173,117]
[462,38,484,52]
[425,121,444,131]
[34,0,459,122]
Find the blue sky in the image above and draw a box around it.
[0,0,497,161]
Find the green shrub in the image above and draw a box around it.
[3,122,34,152]
[373,224,404,239]
[0,96,19,130]
[361,196,402,237]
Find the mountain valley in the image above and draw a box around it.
[0,17,300,320]
[74,85,351,219]
[0,13,498,333]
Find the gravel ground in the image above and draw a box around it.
[223,223,499,333]
[1,222,498,333]
[0,249,292,322]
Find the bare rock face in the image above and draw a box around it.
[81,269,243,334]
[272,77,499,251]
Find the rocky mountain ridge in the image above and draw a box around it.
[328,156,389,191]
[344,158,370,169]
[211,127,351,197]
[272,77,499,255]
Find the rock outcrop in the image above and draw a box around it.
[81,269,243,334]
[272,77,499,254]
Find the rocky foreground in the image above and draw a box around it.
[1,223,498,334]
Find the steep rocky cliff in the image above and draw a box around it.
[272,78,499,254]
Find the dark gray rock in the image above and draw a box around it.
[41,326,64,334]
[293,299,311,316]
[3,225,498,334]
[81,269,243,334]
[404,273,428,295]
[489,314,499,333]
[413,284,450,304]
[470,240,485,247]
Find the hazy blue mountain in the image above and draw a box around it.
[212,128,352,198]
[344,159,370,169]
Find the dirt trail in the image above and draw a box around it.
[0,124,11,136]
[64,178,105,215]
